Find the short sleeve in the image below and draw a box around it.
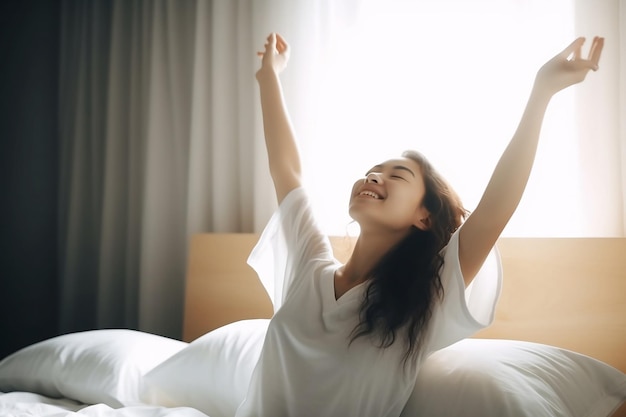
[247,187,334,312]
[425,229,502,353]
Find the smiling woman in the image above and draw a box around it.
[247,21,604,414]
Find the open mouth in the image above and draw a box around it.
[359,190,382,199]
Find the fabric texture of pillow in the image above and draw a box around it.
[0,329,187,407]
[142,319,270,417]
[139,319,626,417]
[401,338,626,417]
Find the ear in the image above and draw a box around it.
[413,207,431,231]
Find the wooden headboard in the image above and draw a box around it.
[183,234,626,373]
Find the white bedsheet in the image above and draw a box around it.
[0,392,210,417]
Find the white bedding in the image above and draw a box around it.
[0,391,209,416]
[1,325,625,417]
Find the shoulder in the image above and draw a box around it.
[278,186,308,215]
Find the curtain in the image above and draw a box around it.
[58,0,624,340]
[572,0,625,236]
[58,0,265,338]
[622,0,626,234]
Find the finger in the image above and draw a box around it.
[261,34,274,54]
[589,37,604,70]
[560,37,585,59]
[573,40,582,60]
[571,59,594,73]
[569,53,601,74]
[268,32,277,50]
[278,39,290,56]
[587,36,598,59]
[276,37,285,53]
[276,33,290,55]
[586,36,598,68]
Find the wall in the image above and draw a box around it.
[0,0,61,359]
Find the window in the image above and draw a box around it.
[296,0,578,236]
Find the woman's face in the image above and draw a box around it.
[349,157,430,233]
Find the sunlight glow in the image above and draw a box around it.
[299,0,577,236]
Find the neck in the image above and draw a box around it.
[340,227,411,284]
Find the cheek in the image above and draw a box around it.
[390,189,424,216]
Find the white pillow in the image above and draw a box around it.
[401,338,626,417]
[140,321,626,417]
[0,329,187,407]
[142,319,270,417]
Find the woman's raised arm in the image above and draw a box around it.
[256,33,302,204]
[458,36,604,285]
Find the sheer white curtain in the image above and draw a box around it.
[58,0,624,340]
[280,0,625,237]
[572,0,625,236]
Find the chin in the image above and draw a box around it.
[347,207,369,227]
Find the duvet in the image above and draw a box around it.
[0,391,209,416]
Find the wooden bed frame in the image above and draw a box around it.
[183,234,626,376]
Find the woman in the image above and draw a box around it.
[235,33,604,417]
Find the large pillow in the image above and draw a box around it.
[0,329,187,407]
[401,338,626,417]
[140,320,626,417]
[142,319,270,417]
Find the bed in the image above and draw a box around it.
[1,234,625,417]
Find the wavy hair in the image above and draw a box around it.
[350,150,469,364]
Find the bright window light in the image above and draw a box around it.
[298,0,577,237]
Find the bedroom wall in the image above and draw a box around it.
[0,0,61,359]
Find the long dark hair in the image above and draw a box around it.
[350,150,468,364]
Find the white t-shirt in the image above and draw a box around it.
[235,187,501,417]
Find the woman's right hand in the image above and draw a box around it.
[256,33,290,81]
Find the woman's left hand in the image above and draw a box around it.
[534,36,604,96]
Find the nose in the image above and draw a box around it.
[365,172,383,184]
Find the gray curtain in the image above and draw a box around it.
[58,0,263,339]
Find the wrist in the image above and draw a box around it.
[256,67,281,84]
[529,81,555,105]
